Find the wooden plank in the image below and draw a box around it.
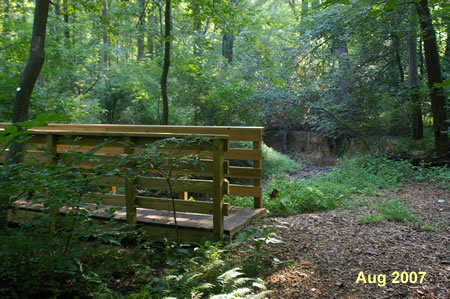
[212,139,225,240]
[92,176,125,186]
[224,149,262,161]
[164,148,262,161]
[253,141,263,208]
[9,202,265,242]
[125,178,137,224]
[229,184,262,198]
[85,194,230,216]
[178,192,188,200]
[225,207,267,237]
[136,196,229,216]
[46,134,58,232]
[124,137,137,224]
[86,194,126,206]
[227,166,262,179]
[135,177,214,194]
[21,124,263,142]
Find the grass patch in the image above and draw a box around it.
[357,198,437,231]
[359,198,418,224]
[262,144,300,177]
[229,155,450,216]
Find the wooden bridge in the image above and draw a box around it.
[3,124,266,241]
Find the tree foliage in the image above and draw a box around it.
[0,0,448,149]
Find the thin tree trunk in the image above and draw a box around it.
[393,34,404,83]
[148,11,154,59]
[416,0,448,156]
[193,3,202,56]
[408,4,423,139]
[222,32,234,63]
[443,17,450,77]
[287,0,298,21]
[160,0,171,125]
[137,0,146,61]
[0,0,50,230]
[63,0,70,41]
[158,3,164,57]
[102,1,110,66]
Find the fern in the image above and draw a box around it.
[211,268,271,298]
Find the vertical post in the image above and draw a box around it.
[124,137,137,224]
[253,141,263,209]
[46,134,58,232]
[212,138,225,241]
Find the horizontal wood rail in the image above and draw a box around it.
[1,123,265,238]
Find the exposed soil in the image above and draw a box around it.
[257,182,449,298]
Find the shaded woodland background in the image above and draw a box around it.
[0,0,449,149]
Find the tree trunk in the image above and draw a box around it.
[137,0,146,61]
[158,3,164,57]
[193,3,202,56]
[102,1,110,66]
[3,0,9,33]
[160,0,171,125]
[147,12,154,59]
[63,0,70,41]
[393,34,404,83]
[408,4,423,139]
[443,17,450,77]
[416,0,448,156]
[0,0,50,230]
[287,0,298,21]
[222,32,234,64]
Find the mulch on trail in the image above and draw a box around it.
[258,182,449,298]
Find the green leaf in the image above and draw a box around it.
[434,80,450,88]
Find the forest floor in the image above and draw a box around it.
[256,182,449,298]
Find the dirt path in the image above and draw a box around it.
[259,182,449,298]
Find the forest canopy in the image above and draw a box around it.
[0,0,448,152]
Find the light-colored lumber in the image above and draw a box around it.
[229,184,262,198]
[252,141,263,208]
[135,177,214,194]
[46,134,58,232]
[15,124,263,142]
[212,138,225,240]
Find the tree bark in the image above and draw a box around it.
[222,32,234,63]
[408,4,423,139]
[137,0,146,61]
[102,1,110,66]
[393,34,404,83]
[160,0,171,125]
[147,12,154,59]
[193,3,202,57]
[416,0,448,156]
[3,0,10,35]
[1,0,50,230]
[63,0,70,41]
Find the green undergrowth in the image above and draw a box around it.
[229,155,450,216]
[0,224,275,298]
[358,198,436,231]
[261,144,300,177]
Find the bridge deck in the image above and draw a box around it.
[9,199,266,242]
